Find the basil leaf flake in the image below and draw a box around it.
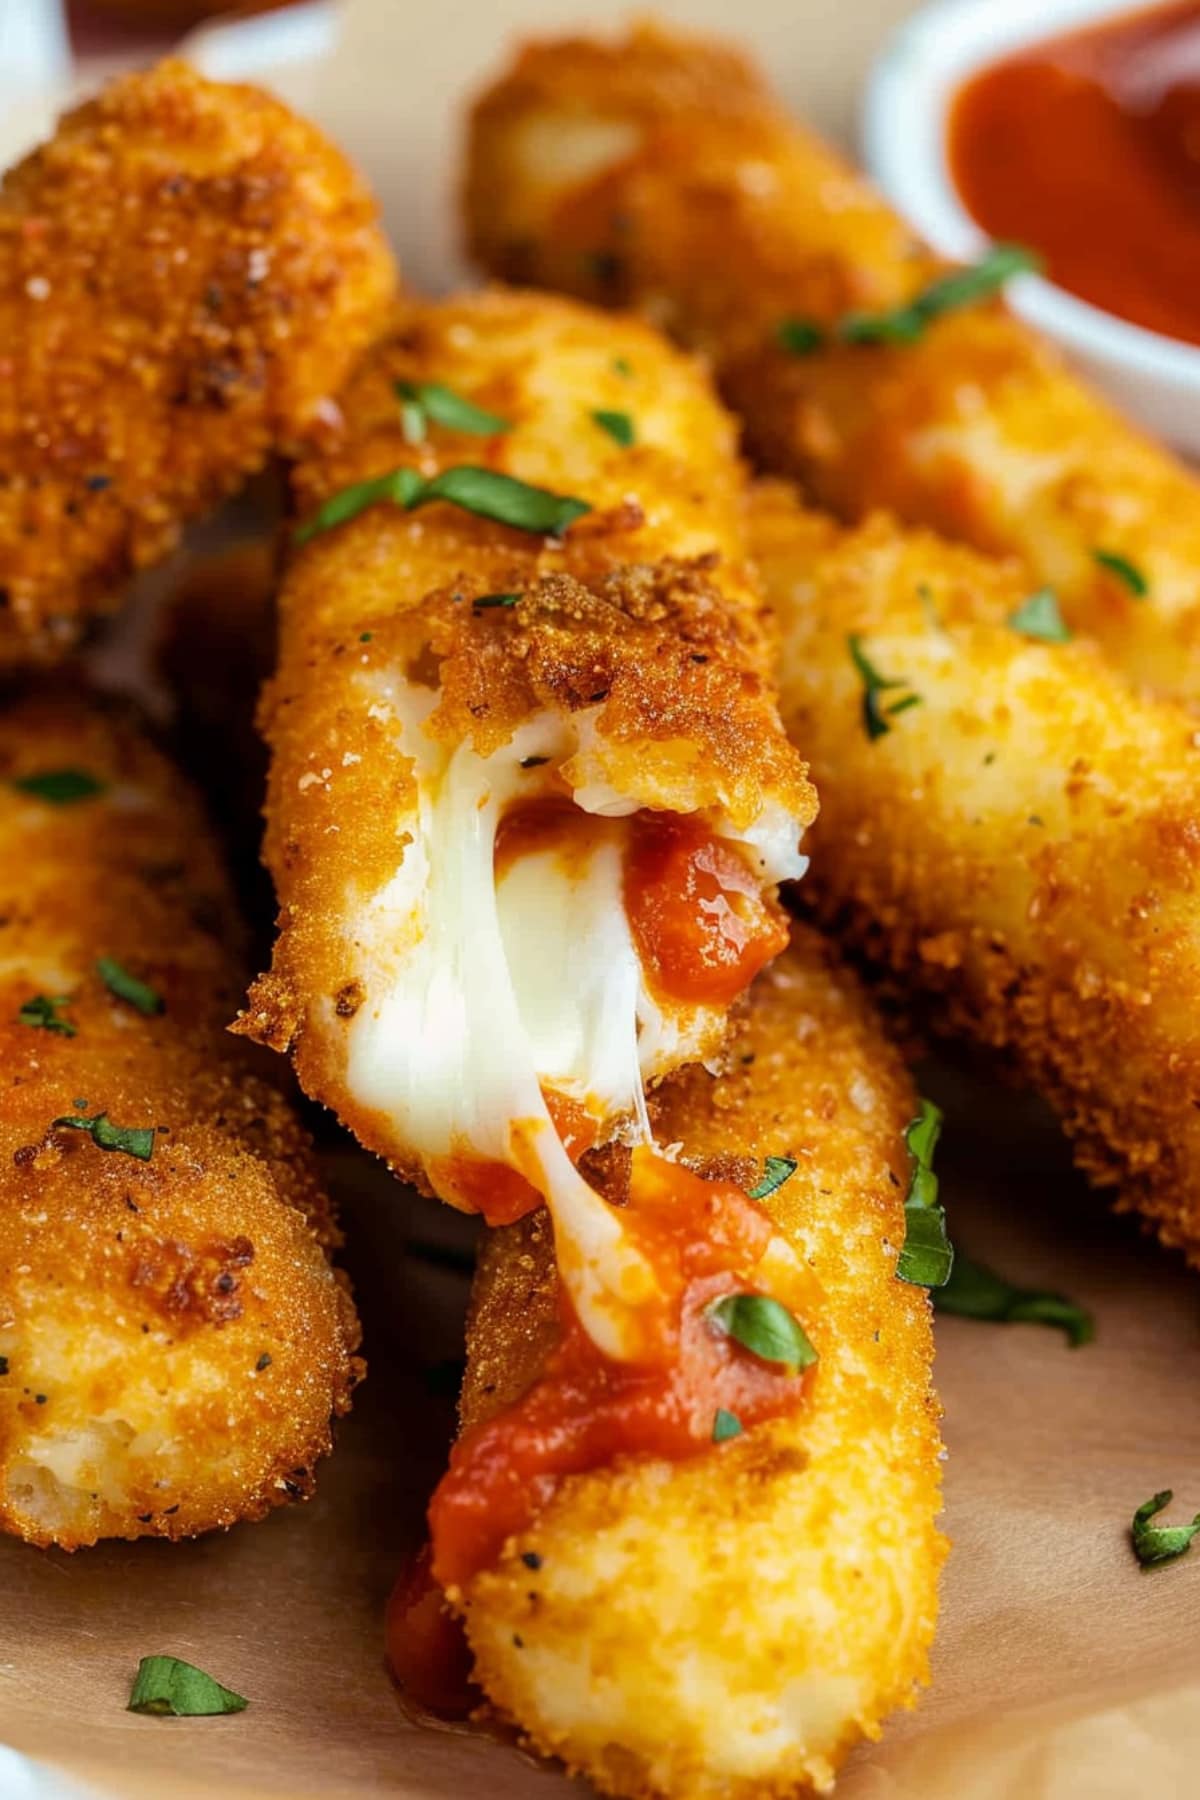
[473,593,523,610]
[712,1407,743,1442]
[127,1655,248,1717]
[707,1292,817,1373]
[53,1111,155,1162]
[896,1097,954,1288]
[591,408,636,447]
[97,956,163,1017]
[395,380,510,440]
[1008,588,1072,643]
[13,768,106,805]
[935,1249,1093,1346]
[848,633,921,740]
[747,1155,797,1201]
[1131,1491,1200,1568]
[1093,549,1149,599]
[18,994,76,1037]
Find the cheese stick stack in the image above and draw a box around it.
[441,925,944,1798]
[466,21,1200,699]
[0,691,360,1548]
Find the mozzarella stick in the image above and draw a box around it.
[236,288,815,1363]
[466,22,1200,698]
[423,925,942,1799]
[0,58,396,666]
[751,480,1200,1256]
[0,691,360,1549]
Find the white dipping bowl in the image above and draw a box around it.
[864,0,1200,457]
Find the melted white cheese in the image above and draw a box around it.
[341,675,805,1359]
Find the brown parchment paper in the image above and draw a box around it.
[4,3,1200,1796]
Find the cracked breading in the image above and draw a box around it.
[454,925,943,1800]
[0,691,361,1548]
[753,480,1200,1260]
[0,58,396,665]
[465,19,1200,700]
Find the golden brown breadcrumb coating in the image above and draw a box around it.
[0,691,361,1549]
[236,289,814,1187]
[752,481,1200,1259]
[465,20,1200,699]
[456,925,943,1798]
[0,58,396,666]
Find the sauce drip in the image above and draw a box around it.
[429,1147,814,1591]
[429,1088,600,1225]
[386,1543,479,1721]
[950,2,1200,345]
[624,815,789,1007]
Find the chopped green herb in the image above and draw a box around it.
[748,1155,797,1201]
[13,768,106,805]
[520,755,550,769]
[127,1655,248,1717]
[473,592,523,609]
[896,1098,954,1288]
[591,408,636,447]
[255,1353,272,1372]
[0,1356,8,1375]
[613,356,634,377]
[779,244,1040,356]
[18,994,76,1037]
[1093,549,1148,598]
[1009,588,1072,643]
[1131,1491,1200,1568]
[296,466,590,544]
[707,1292,817,1373]
[97,957,162,1017]
[848,634,921,740]
[53,1111,155,1162]
[712,1407,743,1442]
[395,379,510,441]
[294,468,423,544]
[935,1249,1093,1345]
[359,632,373,643]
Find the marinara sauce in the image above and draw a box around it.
[950,2,1200,344]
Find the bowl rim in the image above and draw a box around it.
[861,0,1200,388]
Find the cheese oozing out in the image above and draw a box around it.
[342,670,807,1360]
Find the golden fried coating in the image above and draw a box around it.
[752,481,1200,1257]
[0,58,396,666]
[0,692,361,1549]
[237,289,814,1203]
[466,21,1200,699]
[455,925,944,1799]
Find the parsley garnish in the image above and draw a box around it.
[613,356,634,377]
[747,1155,797,1201]
[1009,588,1072,643]
[1093,549,1148,598]
[473,592,523,609]
[707,1292,817,1373]
[97,957,162,1017]
[712,1408,743,1442]
[591,408,635,447]
[127,1656,248,1717]
[778,243,1040,355]
[1131,1491,1200,1568]
[18,994,76,1036]
[935,1249,1092,1345]
[296,466,590,545]
[896,1098,954,1288]
[12,768,106,805]
[53,1111,155,1161]
[395,380,510,444]
[848,634,920,739]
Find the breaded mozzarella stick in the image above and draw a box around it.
[0,692,360,1548]
[424,926,943,1799]
[237,289,815,1363]
[466,22,1200,699]
[753,482,1200,1257]
[0,58,396,666]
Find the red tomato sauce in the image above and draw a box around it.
[624,814,789,1007]
[428,1148,814,1591]
[950,2,1200,344]
[385,1543,479,1721]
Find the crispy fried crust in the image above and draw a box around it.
[752,481,1200,1255]
[456,925,943,1798]
[0,58,396,666]
[0,691,361,1548]
[237,289,814,1175]
[465,21,1200,699]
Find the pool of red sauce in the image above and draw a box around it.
[950,1,1200,344]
